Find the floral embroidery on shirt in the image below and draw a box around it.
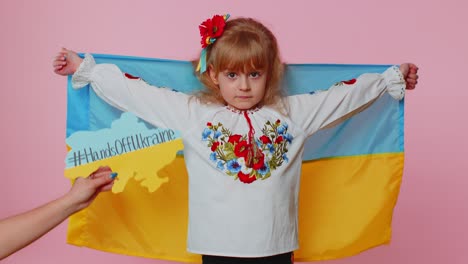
[334,78,356,86]
[202,120,293,184]
[124,72,153,86]
[124,73,140,79]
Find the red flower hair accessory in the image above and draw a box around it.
[199,14,230,48]
[196,14,230,73]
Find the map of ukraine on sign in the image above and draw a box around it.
[64,112,184,193]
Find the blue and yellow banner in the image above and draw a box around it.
[66,54,404,262]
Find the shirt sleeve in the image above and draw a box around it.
[71,53,192,131]
[286,66,405,137]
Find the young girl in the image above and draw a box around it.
[53,15,418,264]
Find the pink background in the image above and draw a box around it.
[1,0,467,263]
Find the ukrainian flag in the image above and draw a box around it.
[66,54,404,262]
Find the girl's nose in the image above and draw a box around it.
[239,76,251,91]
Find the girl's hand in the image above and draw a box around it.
[399,63,419,90]
[53,48,83,76]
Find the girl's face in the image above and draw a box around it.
[210,69,267,110]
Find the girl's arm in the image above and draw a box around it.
[54,49,192,131]
[287,64,417,136]
[0,167,114,260]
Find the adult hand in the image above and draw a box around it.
[65,166,115,212]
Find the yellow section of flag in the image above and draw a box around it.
[67,152,403,262]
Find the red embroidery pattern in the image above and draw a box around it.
[202,120,293,184]
[124,73,140,79]
[334,78,357,86]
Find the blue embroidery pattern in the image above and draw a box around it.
[202,120,293,183]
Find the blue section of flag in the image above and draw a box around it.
[66,74,89,136]
[66,54,404,161]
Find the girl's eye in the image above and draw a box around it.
[250,72,261,78]
[226,72,237,79]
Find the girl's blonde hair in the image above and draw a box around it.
[194,17,285,107]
